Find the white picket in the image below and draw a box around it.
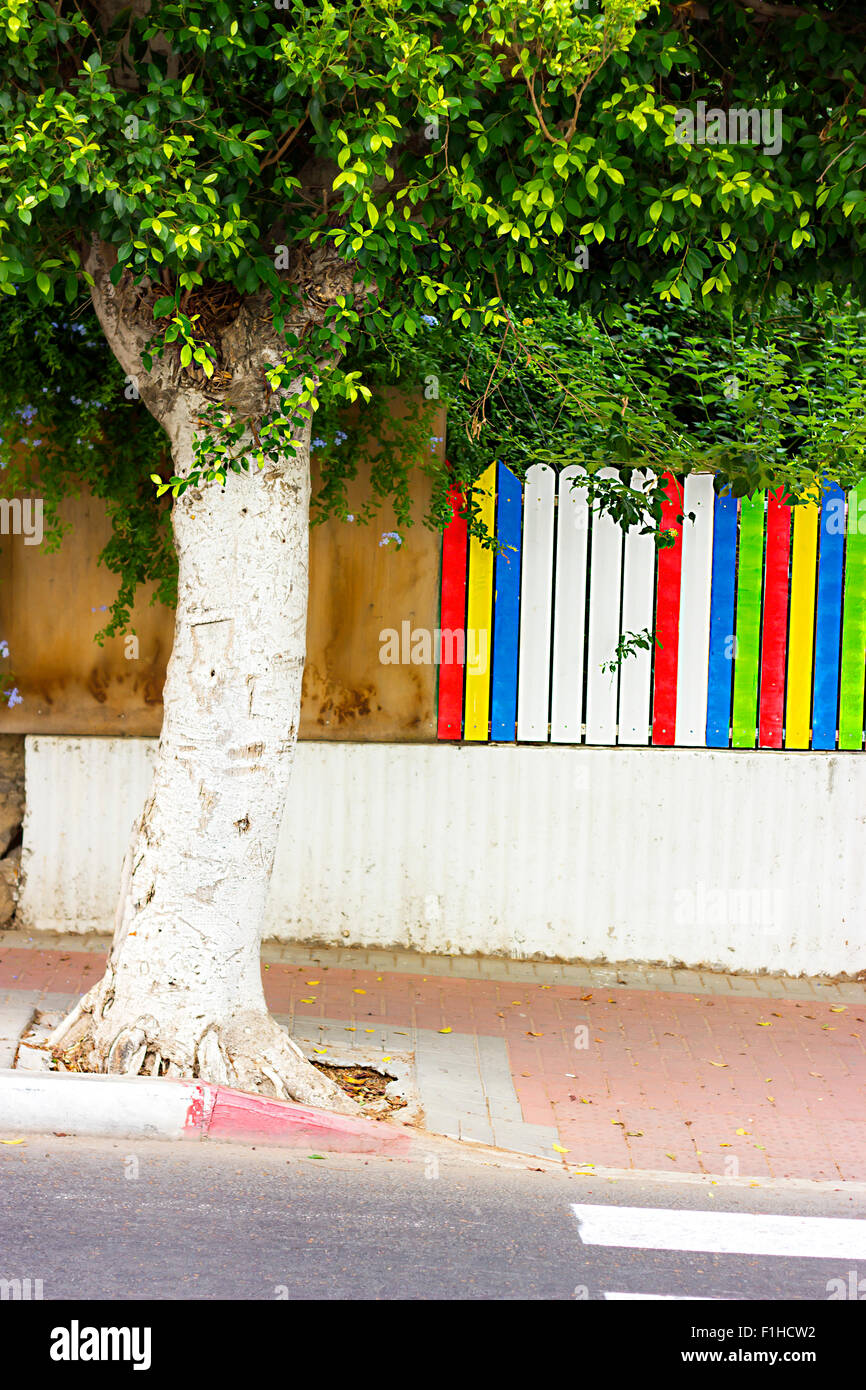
[517,463,556,741]
[675,473,715,746]
[618,472,656,744]
[585,468,624,745]
[551,466,589,743]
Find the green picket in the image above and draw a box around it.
[838,485,866,750]
[731,493,765,748]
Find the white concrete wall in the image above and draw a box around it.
[18,735,866,976]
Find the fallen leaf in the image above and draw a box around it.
[0,1138,25,1145]
[707,1061,728,1068]
[438,1027,452,1034]
[309,1154,325,1160]
[381,1055,391,1063]
[757,1021,772,1027]
[526,1031,543,1037]
[830,1006,847,1013]
[344,1027,356,1032]
[665,1152,677,1161]
[300,998,316,1004]
[353,989,366,995]
[312,1047,327,1055]
[552,1143,569,1154]
[306,980,320,986]
[736,1128,750,1135]
[719,1142,732,1147]
[626,1130,644,1137]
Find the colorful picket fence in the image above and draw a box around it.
[436,463,866,750]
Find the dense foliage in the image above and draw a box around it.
[0,0,863,628]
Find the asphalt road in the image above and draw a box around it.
[1,1134,865,1303]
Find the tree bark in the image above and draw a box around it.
[49,247,357,1112]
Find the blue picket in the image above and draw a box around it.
[490,462,523,740]
[705,490,738,747]
[812,482,845,749]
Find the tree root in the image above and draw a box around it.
[48,998,359,1115]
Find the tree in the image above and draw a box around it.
[0,0,863,1106]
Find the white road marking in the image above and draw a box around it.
[604,1292,718,1301]
[572,1203,866,1259]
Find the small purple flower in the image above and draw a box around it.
[379,531,402,548]
[421,314,439,327]
[6,688,22,708]
[430,435,444,452]
[311,437,327,450]
[0,641,9,659]
[334,430,348,445]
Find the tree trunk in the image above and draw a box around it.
[50,402,356,1113]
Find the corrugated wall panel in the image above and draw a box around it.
[19,737,866,977]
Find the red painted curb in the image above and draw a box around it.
[186,1082,413,1156]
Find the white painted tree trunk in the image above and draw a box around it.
[51,408,356,1112]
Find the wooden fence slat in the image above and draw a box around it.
[490,462,522,741]
[617,472,656,745]
[585,468,624,745]
[517,463,556,741]
[550,464,588,743]
[436,481,468,739]
[812,482,845,750]
[463,462,496,741]
[838,485,866,750]
[705,490,738,748]
[675,474,715,746]
[785,496,820,749]
[652,472,684,745]
[758,488,792,748]
[730,493,765,749]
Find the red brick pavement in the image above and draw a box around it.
[2,944,863,1180]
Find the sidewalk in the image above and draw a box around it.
[1,931,864,1181]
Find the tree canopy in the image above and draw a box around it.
[0,0,864,625]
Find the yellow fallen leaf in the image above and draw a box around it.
[312,1047,327,1054]
[665,1152,677,1161]
[306,980,320,985]
[552,1143,569,1154]
[767,1096,775,1103]
[736,1128,750,1135]
[757,1021,772,1027]
[344,1027,356,1032]
[830,1006,847,1013]
[707,1061,728,1068]
[438,1027,452,1034]
[526,1031,543,1037]
[381,1056,391,1063]
[364,1028,374,1033]
[719,1142,732,1147]
[353,989,366,995]
[0,1138,25,1145]
[300,998,316,1004]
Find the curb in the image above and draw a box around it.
[0,1070,414,1156]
